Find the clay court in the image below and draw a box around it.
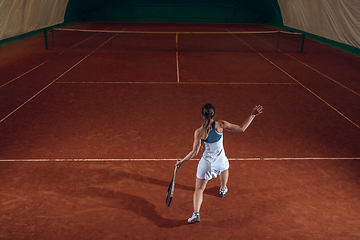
[1,21,360,239]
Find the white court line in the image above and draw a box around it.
[0,61,49,89]
[259,52,360,129]
[235,30,360,97]
[1,157,359,162]
[0,54,93,124]
[0,31,122,124]
[285,53,360,97]
[176,33,180,83]
[54,28,296,35]
[248,30,359,97]
[55,81,297,85]
[0,28,105,90]
[226,31,359,130]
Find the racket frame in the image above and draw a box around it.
[166,160,180,207]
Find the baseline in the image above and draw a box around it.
[55,82,297,85]
[1,157,359,162]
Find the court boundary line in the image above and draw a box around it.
[1,157,359,162]
[176,33,180,83]
[0,61,50,89]
[0,31,121,124]
[54,81,297,85]
[258,52,360,129]
[230,28,360,97]
[0,55,92,124]
[54,28,303,35]
[227,31,359,129]
[0,28,106,90]
[285,53,360,97]
[2,27,358,129]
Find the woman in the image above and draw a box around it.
[176,103,263,224]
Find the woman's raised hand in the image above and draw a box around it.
[252,105,263,116]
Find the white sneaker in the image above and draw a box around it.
[219,186,228,197]
[187,212,200,224]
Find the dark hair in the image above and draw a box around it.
[200,103,216,139]
[202,103,216,119]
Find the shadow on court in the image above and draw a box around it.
[83,187,188,228]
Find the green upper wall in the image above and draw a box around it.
[64,0,283,24]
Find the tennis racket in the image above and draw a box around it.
[166,159,180,207]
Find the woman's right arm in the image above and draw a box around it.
[176,128,202,168]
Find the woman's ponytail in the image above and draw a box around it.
[200,103,216,140]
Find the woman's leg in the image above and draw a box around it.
[193,177,208,213]
[219,169,229,191]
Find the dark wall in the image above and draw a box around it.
[64,0,283,24]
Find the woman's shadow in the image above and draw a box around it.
[86,186,188,228]
[59,167,221,228]
[116,170,221,196]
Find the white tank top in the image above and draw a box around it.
[202,121,225,163]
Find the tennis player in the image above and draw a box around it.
[176,103,263,224]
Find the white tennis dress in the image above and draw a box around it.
[197,121,229,180]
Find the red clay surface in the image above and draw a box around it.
[1,22,360,239]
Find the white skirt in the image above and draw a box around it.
[196,144,229,180]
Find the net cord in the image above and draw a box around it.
[46,28,305,53]
[52,28,303,35]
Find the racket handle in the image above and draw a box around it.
[175,159,181,170]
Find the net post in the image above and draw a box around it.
[43,28,48,50]
[301,33,305,53]
[51,28,54,50]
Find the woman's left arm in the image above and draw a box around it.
[222,105,263,133]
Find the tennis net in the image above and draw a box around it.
[47,28,305,53]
